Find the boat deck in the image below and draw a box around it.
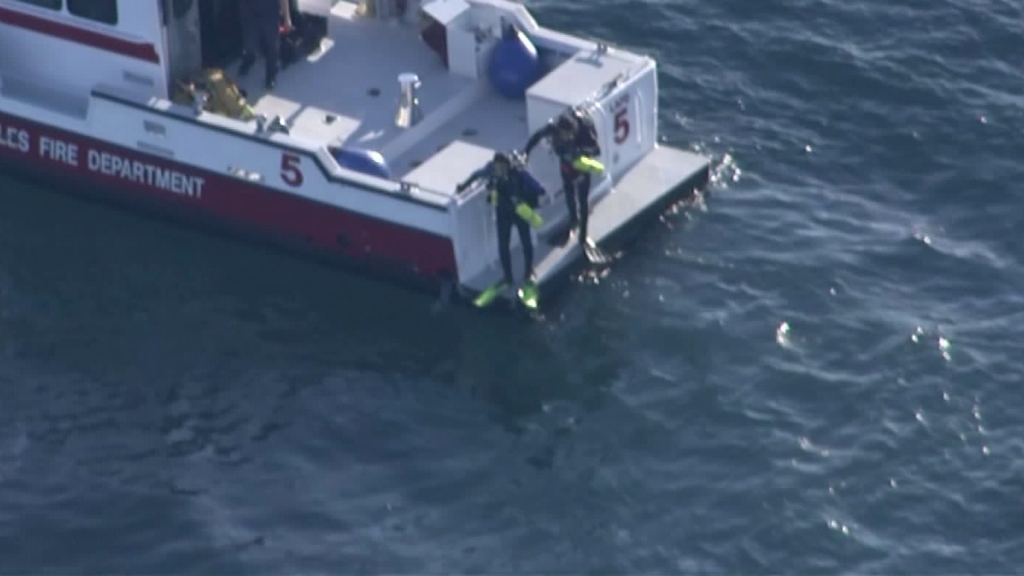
[233,0,528,193]
[462,145,711,303]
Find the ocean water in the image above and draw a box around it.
[2,0,1023,572]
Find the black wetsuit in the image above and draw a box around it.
[457,162,545,284]
[239,0,282,88]
[523,113,601,240]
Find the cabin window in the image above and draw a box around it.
[15,0,63,10]
[67,0,118,25]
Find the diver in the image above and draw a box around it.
[456,152,547,308]
[523,107,604,248]
[238,0,291,89]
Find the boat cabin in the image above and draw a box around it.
[0,0,318,99]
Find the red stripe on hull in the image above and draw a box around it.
[0,6,159,64]
[0,111,457,284]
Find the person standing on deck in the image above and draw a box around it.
[523,108,604,248]
[456,152,547,308]
[238,0,292,89]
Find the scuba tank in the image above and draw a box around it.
[515,203,544,228]
[488,187,544,228]
[572,156,605,174]
[510,151,545,227]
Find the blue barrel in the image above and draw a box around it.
[487,24,543,99]
[329,146,392,179]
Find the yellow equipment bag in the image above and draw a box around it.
[171,69,256,121]
[202,68,256,121]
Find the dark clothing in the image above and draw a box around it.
[565,171,591,244]
[240,24,279,83]
[524,112,601,239]
[457,161,546,283]
[239,0,282,86]
[497,208,533,287]
[246,0,284,24]
[524,115,601,171]
[199,0,242,68]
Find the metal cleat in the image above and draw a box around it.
[395,72,421,128]
[191,90,207,115]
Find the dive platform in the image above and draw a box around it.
[462,145,710,306]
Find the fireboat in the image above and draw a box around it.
[0,0,710,309]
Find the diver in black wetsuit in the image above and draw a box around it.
[456,152,546,291]
[523,108,602,245]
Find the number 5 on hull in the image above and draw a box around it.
[281,152,304,187]
[613,107,630,144]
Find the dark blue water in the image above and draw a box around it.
[2,0,1023,572]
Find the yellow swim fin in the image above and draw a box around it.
[473,281,509,308]
[517,280,539,310]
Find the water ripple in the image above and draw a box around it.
[2,0,1024,572]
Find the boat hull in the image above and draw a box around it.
[0,110,458,295]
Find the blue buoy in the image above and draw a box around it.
[487,24,543,99]
[329,146,392,180]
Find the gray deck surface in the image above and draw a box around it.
[389,92,529,181]
[227,0,534,202]
[462,145,711,300]
[235,1,470,152]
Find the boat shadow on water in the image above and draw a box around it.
[1,165,708,476]
[201,180,712,445]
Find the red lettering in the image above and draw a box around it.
[281,152,303,187]
[613,107,630,145]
